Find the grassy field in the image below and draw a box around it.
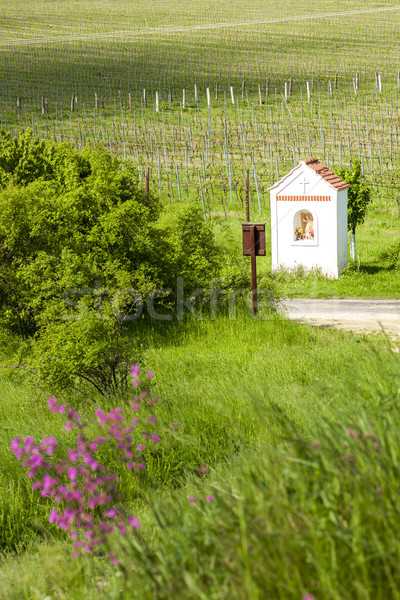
[1,313,399,598]
[1,1,400,598]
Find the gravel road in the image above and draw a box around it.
[280,298,400,337]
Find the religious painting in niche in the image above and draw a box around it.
[294,210,315,241]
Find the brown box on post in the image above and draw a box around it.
[241,223,266,256]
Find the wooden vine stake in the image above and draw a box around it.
[145,167,150,203]
[245,170,250,222]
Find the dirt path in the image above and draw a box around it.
[280,298,400,338]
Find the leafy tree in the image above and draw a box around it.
[335,159,372,235]
[0,130,221,394]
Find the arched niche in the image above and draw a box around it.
[293,210,317,244]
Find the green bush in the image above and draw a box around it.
[335,159,372,235]
[0,131,222,393]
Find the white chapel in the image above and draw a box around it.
[269,158,350,278]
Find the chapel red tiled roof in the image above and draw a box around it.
[304,158,350,191]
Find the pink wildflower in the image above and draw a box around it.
[131,364,140,378]
[68,449,78,461]
[48,397,58,412]
[109,553,119,566]
[11,364,162,565]
[40,436,57,455]
[117,522,127,535]
[128,516,141,529]
[49,509,58,524]
[68,467,78,480]
[10,437,23,459]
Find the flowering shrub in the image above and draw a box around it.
[10,365,162,561]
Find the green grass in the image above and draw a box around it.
[110,387,400,600]
[0,314,399,598]
[0,312,396,551]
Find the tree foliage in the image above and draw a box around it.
[0,130,221,394]
[335,159,372,234]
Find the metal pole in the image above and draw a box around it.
[250,226,257,315]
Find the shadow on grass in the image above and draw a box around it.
[355,263,397,275]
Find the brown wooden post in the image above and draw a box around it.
[128,92,132,112]
[250,225,257,314]
[145,167,150,203]
[17,97,21,120]
[244,170,250,222]
[241,222,265,316]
